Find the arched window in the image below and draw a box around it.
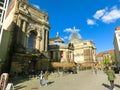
[27,31,37,51]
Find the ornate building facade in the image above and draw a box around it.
[49,27,96,69]
[1,0,50,73]
[68,27,96,66]
[49,32,74,63]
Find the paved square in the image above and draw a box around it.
[12,70,120,90]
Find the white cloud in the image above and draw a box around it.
[87,19,96,25]
[92,6,120,24]
[64,28,73,33]
[33,4,40,9]
[93,9,106,19]
[64,27,80,33]
[101,7,120,23]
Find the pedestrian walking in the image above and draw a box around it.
[106,66,116,90]
[43,71,49,86]
[39,71,43,87]
[94,66,97,74]
[93,63,97,74]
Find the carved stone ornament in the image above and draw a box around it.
[19,2,29,14]
[27,23,36,30]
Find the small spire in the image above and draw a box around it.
[56,32,59,37]
[73,26,76,32]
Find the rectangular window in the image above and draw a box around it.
[50,51,53,59]
[84,49,90,61]
[84,43,87,45]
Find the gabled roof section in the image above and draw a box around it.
[97,52,104,57]
[97,50,114,57]
[108,50,114,54]
[49,32,65,43]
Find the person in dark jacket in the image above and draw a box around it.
[106,66,116,90]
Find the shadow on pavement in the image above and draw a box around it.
[102,83,110,89]
[48,81,54,85]
[14,85,27,90]
[42,81,55,86]
[115,84,120,88]
[9,77,29,86]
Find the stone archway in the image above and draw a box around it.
[26,24,43,51]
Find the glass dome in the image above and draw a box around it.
[69,27,82,41]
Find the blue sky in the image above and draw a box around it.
[29,0,120,53]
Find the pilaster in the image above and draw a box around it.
[22,21,27,32]
[45,30,48,51]
[36,36,41,50]
[41,27,45,51]
[16,18,21,44]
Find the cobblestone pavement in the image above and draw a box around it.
[12,70,120,90]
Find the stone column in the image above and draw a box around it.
[36,36,41,50]
[17,18,21,28]
[45,30,48,51]
[63,52,66,61]
[22,21,27,47]
[58,51,60,61]
[26,33,29,50]
[93,48,96,62]
[22,21,27,32]
[41,27,45,51]
[89,48,92,63]
[72,52,74,62]
[70,52,72,62]
[16,18,21,44]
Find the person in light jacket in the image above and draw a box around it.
[39,71,43,87]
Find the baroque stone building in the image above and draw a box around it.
[49,32,74,63]
[49,27,96,68]
[1,0,50,73]
[68,27,96,66]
